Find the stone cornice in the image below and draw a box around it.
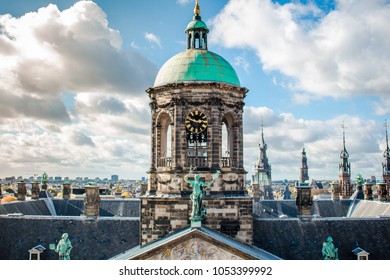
[146,81,249,96]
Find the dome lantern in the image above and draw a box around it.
[153,0,241,87]
[186,0,209,50]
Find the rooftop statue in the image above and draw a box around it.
[41,172,48,189]
[356,173,363,187]
[322,236,339,260]
[54,233,73,260]
[184,168,220,222]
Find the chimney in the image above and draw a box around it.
[331,182,341,200]
[17,181,27,201]
[363,183,373,200]
[295,181,313,219]
[377,182,388,202]
[84,186,100,217]
[62,183,72,200]
[31,182,40,200]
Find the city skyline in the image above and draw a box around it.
[0,0,389,180]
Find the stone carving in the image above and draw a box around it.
[54,233,72,260]
[155,97,244,111]
[150,238,242,260]
[322,236,339,260]
[184,170,220,221]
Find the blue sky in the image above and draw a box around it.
[0,0,389,181]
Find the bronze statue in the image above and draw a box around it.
[356,173,363,188]
[55,233,73,260]
[322,236,339,260]
[41,172,48,190]
[184,170,220,221]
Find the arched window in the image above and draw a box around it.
[222,113,234,167]
[157,113,173,167]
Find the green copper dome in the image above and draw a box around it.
[154,49,241,87]
[186,19,208,31]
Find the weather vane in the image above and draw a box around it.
[385,119,389,147]
[194,0,201,15]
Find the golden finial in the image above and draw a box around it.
[194,0,201,15]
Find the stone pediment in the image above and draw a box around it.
[110,226,281,260]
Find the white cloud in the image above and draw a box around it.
[243,106,385,180]
[234,56,250,73]
[210,0,390,101]
[176,0,192,5]
[0,1,156,179]
[144,32,162,48]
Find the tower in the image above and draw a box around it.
[299,148,309,183]
[339,123,352,199]
[383,120,390,186]
[253,122,273,199]
[143,1,252,246]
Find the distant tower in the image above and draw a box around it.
[300,148,309,183]
[253,121,273,200]
[383,120,390,186]
[339,123,352,199]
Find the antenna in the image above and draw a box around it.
[341,121,347,149]
[385,119,389,149]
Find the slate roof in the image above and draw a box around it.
[0,215,140,260]
[0,198,140,217]
[253,217,390,260]
[53,199,140,217]
[0,200,51,216]
[253,200,351,218]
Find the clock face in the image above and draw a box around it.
[185,110,208,134]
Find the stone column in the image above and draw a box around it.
[377,183,388,202]
[331,182,341,200]
[31,182,40,200]
[84,186,100,217]
[62,183,72,200]
[363,183,373,200]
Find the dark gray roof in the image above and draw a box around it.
[0,200,51,216]
[0,198,140,217]
[0,215,140,260]
[53,199,140,217]
[253,217,390,260]
[253,200,351,218]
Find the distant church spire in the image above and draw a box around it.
[383,119,390,185]
[300,147,309,183]
[339,122,352,198]
[254,119,273,200]
[339,122,350,174]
